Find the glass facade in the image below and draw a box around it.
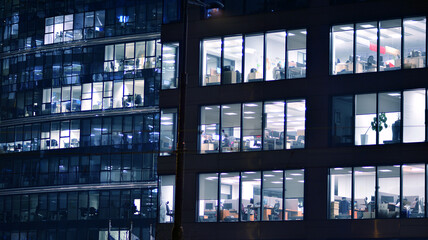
[332,89,427,146]
[201,30,307,86]
[0,0,161,52]
[0,0,161,238]
[197,169,304,222]
[200,100,306,153]
[331,17,427,75]
[329,164,426,219]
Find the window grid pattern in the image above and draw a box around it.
[331,17,426,75]
[196,169,305,223]
[329,164,426,219]
[0,40,161,120]
[200,100,306,154]
[0,151,157,189]
[0,1,162,52]
[0,188,157,224]
[200,30,307,86]
[331,88,427,146]
[0,112,159,154]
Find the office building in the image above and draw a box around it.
[157,0,428,239]
[0,0,162,239]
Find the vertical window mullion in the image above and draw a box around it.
[260,170,264,222]
[399,164,403,218]
[377,21,380,73]
[376,93,379,145]
[375,166,379,219]
[241,35,245,84]
[220,37,224,85]
[351,167,355,219]
[217,172,220,222]
[353,23,356,73]
[401,18,404,70]
[219,105,223,153]
[284,100,287,149]
[238,172,242,222]
[261,101,265,151]
[282,169,286,221]
[240,103,243,152]
[263,33,266,81]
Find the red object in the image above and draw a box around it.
[369,43,386,54]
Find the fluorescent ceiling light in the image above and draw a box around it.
[245,103,259,107]
[360,24,375,28]
[204,107,212,110]
[224,113,237,116]
[290,173,302,176]
[340,26,353,31]
[300,31,307,35]
[379,169,392,172]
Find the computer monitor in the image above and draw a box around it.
[205,202,214,210]
[223,203,233,210]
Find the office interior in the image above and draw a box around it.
[332,17,426,75]
[330,164,425,219]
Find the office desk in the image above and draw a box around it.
[263,207,282,220]
[220,209,238,221]
[284,209,303,220]
[404,56,425,68]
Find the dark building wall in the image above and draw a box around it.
[158,0,428,239]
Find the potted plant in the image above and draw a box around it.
[361,112,388,145]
